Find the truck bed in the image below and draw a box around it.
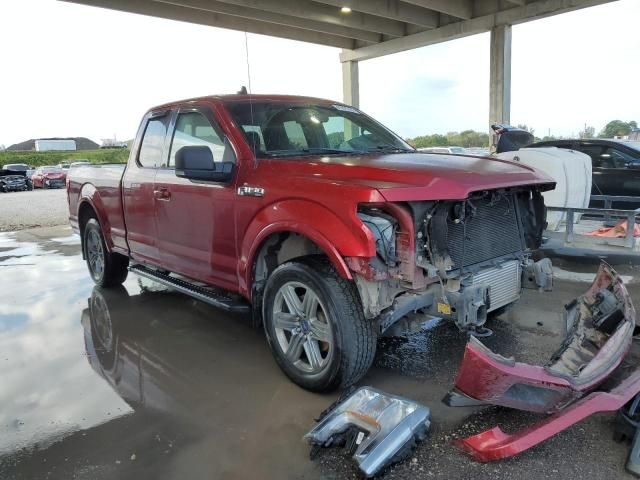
[67,163,127,252]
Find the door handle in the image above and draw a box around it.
[153,187,171,201]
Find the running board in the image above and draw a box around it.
[129,264,250,314]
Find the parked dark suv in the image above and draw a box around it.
[529,138,640,208]
[1,163,32,192]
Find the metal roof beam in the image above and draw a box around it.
[401,0,473,19]
[341,0,617,62]
[62,0,356,49]
[153,0,381,43]
[313,0,439,28]
[209,0,407,37]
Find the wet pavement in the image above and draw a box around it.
[1,225,639,479]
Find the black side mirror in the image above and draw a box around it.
[175,146,234,182]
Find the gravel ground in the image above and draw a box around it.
[0,189,68,231]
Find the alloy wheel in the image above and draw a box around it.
[86,229,105,280]
[272,281,333,374]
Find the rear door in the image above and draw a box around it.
[122,111,169,266]
[153,105,239,290]
[600,145,640,208]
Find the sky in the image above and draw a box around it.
[0,0,638,147]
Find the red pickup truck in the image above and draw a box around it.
[67,94,555,392]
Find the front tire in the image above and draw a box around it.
[262,257,376,392]
[83,218,129,287]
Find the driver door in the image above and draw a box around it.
[153,106,238,290]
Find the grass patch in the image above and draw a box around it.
[0,149,130,168]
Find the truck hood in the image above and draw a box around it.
[270,152,554,201]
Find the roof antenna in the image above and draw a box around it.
[244,32,252,96]
[244,31,257,168]
[238,86,248,95]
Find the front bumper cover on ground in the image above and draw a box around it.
[444,262,639,461]
[305,387,430,477]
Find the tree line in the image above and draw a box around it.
[407,119,638,148]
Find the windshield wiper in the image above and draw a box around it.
[367,145,414,153]
[259,148,364,158]
[301,147,365,155]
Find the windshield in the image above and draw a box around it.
[622,141,640,152]
[224,101,413,158]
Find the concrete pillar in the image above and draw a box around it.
[489,24,512,127]
[342,59,360,108]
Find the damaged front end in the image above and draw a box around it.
[444,262,640,461]
[350,186,552,336]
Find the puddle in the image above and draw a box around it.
[0,235,132,457]
[50,234,81,246]
[0,228,638,479]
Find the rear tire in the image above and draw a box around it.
[262,257,376,392]
[83,218,129,287]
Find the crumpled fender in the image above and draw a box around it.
[238,199,376,297]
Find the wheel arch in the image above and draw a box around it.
[246,225,361,325]
[239,199,376,296]
[249,225,352,290]
[77,184,115,254]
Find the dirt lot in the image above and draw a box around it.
[0,189,68,232]
[0,225,638,480]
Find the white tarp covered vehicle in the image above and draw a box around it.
[491,125,592,230]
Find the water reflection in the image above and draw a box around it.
[80,284,327,479]
[0,231,131,456]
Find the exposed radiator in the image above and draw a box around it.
[471,260,521,312]
[447,193,523,268]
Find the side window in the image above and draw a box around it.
[578,144,605,168]
[169,111,230,167]
[138,117,168,168]
[603,147,637,169]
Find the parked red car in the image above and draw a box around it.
[32,166,66,189]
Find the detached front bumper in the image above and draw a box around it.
[456,369,640,462]
[444,262,639,461]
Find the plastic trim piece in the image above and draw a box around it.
[446,262,639,461]
[305,387,430,477]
